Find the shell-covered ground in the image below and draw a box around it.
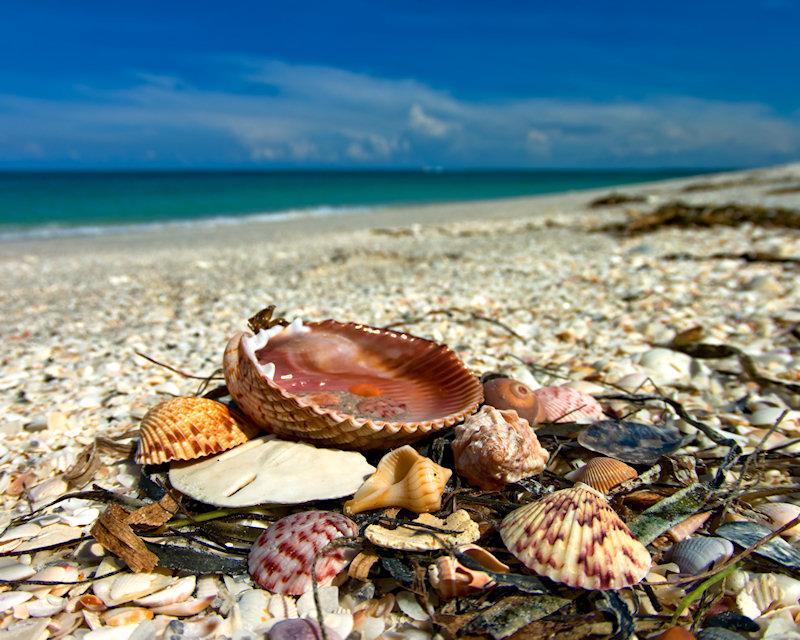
[0,164,798,639]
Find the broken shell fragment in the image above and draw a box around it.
[248,511,358,595]
[169,436,375,507]
[531,386,605,423]
[753,502,800,537]
[482,378,544,424]
[499,483,652,590]
[343,445,451,515]
[671,537,734,575]
[577,419,686,465]
[223,318,483,450]
[573,457,638,493]
[428,544,510,600]
[365,510,480,551]
[136,396,258,465]
[452,406,549,491]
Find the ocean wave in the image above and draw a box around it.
[0,205,372,242]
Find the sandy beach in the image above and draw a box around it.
[1,164,799,638]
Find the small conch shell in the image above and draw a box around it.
[499,483,651,590]
[452,406,549,490]
[136,397,257,465]
[428,544,509,600]
[754,502,800,537]
[572,457,638,493]
[482,378,544,424]
[344,446,451,515]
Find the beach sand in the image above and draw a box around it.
[0,163,799,636]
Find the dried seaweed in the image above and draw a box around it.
[598,201,800,235]
[588,192,646,208]
[461,594,574,639]
[143,541,248,574]
[628,483,712,545]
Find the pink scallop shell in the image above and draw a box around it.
[531,386,605,423]
[224,320,483,450]
[248,511,358,595]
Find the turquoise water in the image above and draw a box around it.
[0,169,716,239]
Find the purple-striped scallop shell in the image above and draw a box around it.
[224,317,483,450]
[499,483,651,590]
[248,511,358,595]
[530,386,605,423]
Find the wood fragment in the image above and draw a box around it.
[126,492,180,530]
[90,504,158,573]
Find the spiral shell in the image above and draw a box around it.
[136,397,257,465]
[248,511,358,595]
[671,537,734,575]
[452,406,549,490]
[482,378,544,424]
[224,319,483,450]
[573,457,637,493]
[531,386,605,423]
[499,483,651,590]
[343,446,451,515]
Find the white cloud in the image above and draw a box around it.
[0,59,798,167]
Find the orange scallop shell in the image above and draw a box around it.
[573,457,638,493]
[223,319,483,450]
[136,397,258,465]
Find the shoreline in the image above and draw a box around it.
[2,163,793,258]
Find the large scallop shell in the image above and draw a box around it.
[223,318,483,450]
[573,457,638,493]
[343,445,451,515]
[136,397,258,465]
[248,511,358,595]
[499,483,651,590]
[452,406,549,490]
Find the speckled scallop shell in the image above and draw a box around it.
[482,378,544,424]
[343,445,451,515]
[223,319,483,450]
[452,406,549,490]
[136,397,258,465]
[531,386,605,423]
[573,457,638,493]
[248,511,358,595]
[499,483,651,590]
[671,536,734,575]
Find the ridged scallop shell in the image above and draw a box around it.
[531,386,605,423]
[573,457,638,493]
[136,397,258,465]
[248,511,358,595]
[741,572,800,613]
[482,378,544,424]
[499,483,651,590]
[671,537,734,575]
[223,318,483,450]
[343,445,451,515]
[754,503,800,537]
[452,406,549,490]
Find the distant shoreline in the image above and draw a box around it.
[0,168,715,242]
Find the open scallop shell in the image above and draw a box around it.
[136,397,258,465]
[223,318,483,450]
[499,483,651,590]
[531,386,605,423]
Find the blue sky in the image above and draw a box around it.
[1,1,799,168]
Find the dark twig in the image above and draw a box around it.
[134,350,224,381]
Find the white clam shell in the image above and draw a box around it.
[671,536,734,574]
[169,436,375,507]
[134,576,195,607]
[26,594,66,617]
[0,591,33,612]
[636,348,693,385]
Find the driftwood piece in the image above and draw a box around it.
[91,504,159,572]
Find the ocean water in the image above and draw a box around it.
[0,169,715,239]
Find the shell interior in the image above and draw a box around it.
[244,319,481,425]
